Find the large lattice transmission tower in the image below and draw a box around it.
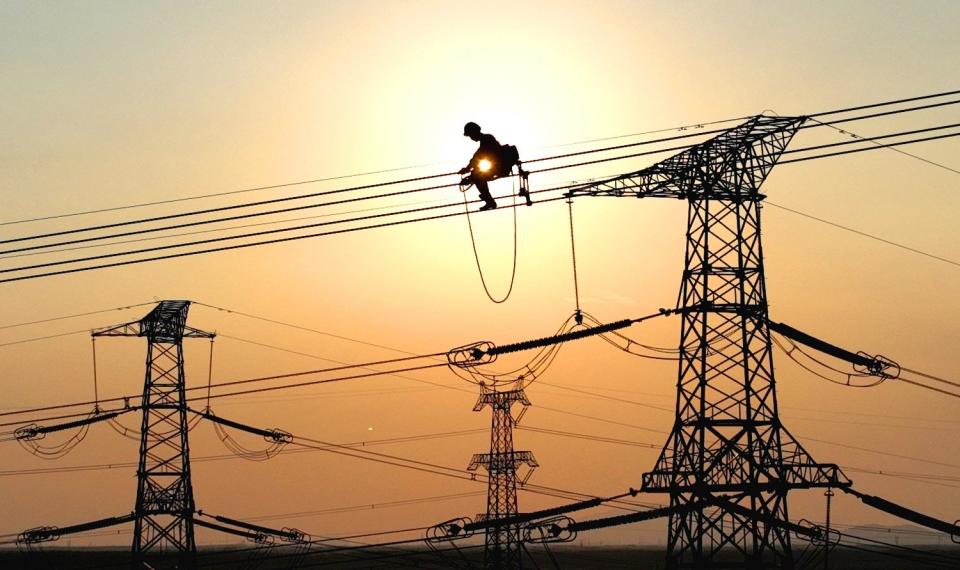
[467,387,538,569]
[569,116,845,569]
[93,300,214,566]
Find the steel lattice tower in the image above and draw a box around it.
[94,300,214,568]
[570,116,844,569]
[467,387,538,569]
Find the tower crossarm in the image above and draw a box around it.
[467,450,539,472]
[91,300,214,340]
[565,115,805,200]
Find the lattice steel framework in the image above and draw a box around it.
[94,300,214,568]
[569,116,846,569]
[467,387,538,569]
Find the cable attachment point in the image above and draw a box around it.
[14,424,42,441]
[516,163,533,206]
[524,516,576,543]
[426,517,474,542]
[266,429,293,445]
[854,352,900,379]
[18,526,59,545]
[447,341,497,368]
[796,519,840,547]
[280,527,309,544]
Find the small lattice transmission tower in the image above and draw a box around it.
[467,387,538,569]
[93,300,214,567]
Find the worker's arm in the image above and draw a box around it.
[459,154,480,174]
[459,135,499,175]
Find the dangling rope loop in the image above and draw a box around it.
[463,178,519,304]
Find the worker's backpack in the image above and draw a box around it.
[499,144,520,174]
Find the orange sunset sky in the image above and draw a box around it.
[1,0,958,549]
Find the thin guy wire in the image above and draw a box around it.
[765,200,960,268]
[807,117,960,176]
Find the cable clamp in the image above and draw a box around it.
[854,352,900,379]
[14,424,42,441]
[524,516,576,543]
[446,341,497,368]
[426,517,473,542]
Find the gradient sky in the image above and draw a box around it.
[1,0,959,548]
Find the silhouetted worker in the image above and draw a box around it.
[458,122,508,211]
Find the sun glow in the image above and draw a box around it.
[478,158,493,172]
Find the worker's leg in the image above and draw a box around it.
[475,179,497,210]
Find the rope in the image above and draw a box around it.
[566,198,582,321]
[462,179,519,304]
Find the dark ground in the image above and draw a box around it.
[2,545,960,569]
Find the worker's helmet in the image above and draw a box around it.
[463,122,481,137]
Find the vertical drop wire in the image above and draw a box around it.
[206,339,215,411]
[566,198,582,323]
[824,487,834,570]
[91,337,100,412]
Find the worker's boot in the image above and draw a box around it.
[479,200,497,211]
